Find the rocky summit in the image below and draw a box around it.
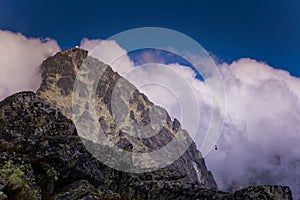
[0,48,293,200]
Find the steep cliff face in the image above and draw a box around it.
[36,48,216,188]
[0,49,294,200]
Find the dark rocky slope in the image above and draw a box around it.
[0,49,293,200]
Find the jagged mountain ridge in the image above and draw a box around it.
[0,48,293,199]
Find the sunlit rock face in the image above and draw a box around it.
[36,48,216,188]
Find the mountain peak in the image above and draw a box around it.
[0,49,293,199]
[36,48,217,187]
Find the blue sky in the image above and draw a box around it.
[1,0,300,76]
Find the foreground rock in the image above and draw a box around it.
[0,92,292,199]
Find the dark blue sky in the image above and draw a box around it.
[1,0,300,76]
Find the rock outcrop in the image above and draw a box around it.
[36,48,216,188]
[0,49,293,200]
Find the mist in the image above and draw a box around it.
[206,58,300,199]
[0,30,60,100]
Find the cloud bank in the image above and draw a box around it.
[207,58,300,198]
[80,38,134,75]
[0,30,60,100]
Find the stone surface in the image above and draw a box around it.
[233,185,293,200]
[0,91,230,199]
[37,48,216,188]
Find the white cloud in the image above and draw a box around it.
[206,58,300,199]
[0,30,60,100]
[80,38,134,75]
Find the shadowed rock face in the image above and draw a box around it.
[0,93,293,200]
[0,49,293,200]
